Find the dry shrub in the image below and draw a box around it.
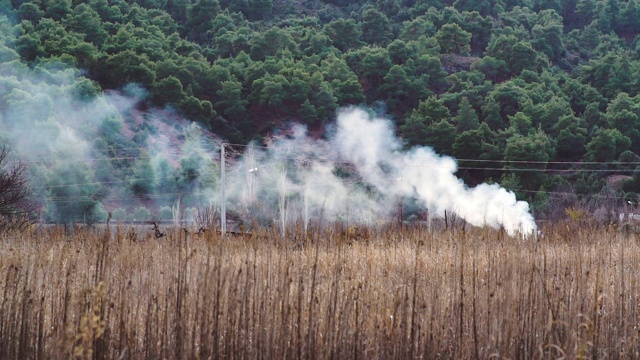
[0,223,638,359]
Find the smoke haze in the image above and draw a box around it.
[0,57,536,235]
[224,107,536,236]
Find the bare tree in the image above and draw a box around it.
[0,145,35,232]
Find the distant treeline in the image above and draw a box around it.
[1,0,640,218]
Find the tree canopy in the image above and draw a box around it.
[2,0,640,218]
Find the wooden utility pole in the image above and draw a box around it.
[221,144,226,239]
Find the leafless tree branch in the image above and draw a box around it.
[0,145,36,232]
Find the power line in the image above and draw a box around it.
[455,166,635,173]
[44,191,214,204]
[26,162,636,191]
[9,140,638,194]
[453,158,640,165]
[9,137,640,167]
[40,184,629,205]
[225,142,271,149]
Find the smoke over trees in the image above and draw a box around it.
[0,0,639,224]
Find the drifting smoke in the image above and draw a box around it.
[335,108,536,235]
[225,108,537,236]
[0,16,535,234]
[0,59,219,223]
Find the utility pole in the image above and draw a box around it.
[279,167,287,239]
[397,177,405,236]
[221,143,226,239]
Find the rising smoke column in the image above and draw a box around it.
[226,107,536,236]
[332,107,537,236]
[222,123,381,229]
[0,48,536,233]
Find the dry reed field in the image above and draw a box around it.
[1,222,639,359]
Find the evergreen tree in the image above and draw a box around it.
[554,114,587,159]
[454,97,480,132]
[44,0,71,21]
[585,128,631,162]
[379,65,411,113]
[215,79,247,118]
[408,97,451,126]
[323,18,364,52]
[531,9,564,62]
[185,0,221,43]
[482,96,506,130]
[424,119,457,155]
[360,8,393,46]
[503,130,555,190]
[508,112,534,136]
[435,23,471,55]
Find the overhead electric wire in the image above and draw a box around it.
[28,161,638,191]
[8,139,640,166]
[453,166,636,173]
[44,192,213,204]
[15,140,639,208]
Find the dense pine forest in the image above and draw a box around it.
[1,0,640,224]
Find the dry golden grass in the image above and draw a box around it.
[0,222,639,359]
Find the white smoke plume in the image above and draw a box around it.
[0,37,535,234]
[338,108,536,235]
[224,107,536,236]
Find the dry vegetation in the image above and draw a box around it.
[1,222,640,359]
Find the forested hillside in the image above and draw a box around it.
[1,0,640,222]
